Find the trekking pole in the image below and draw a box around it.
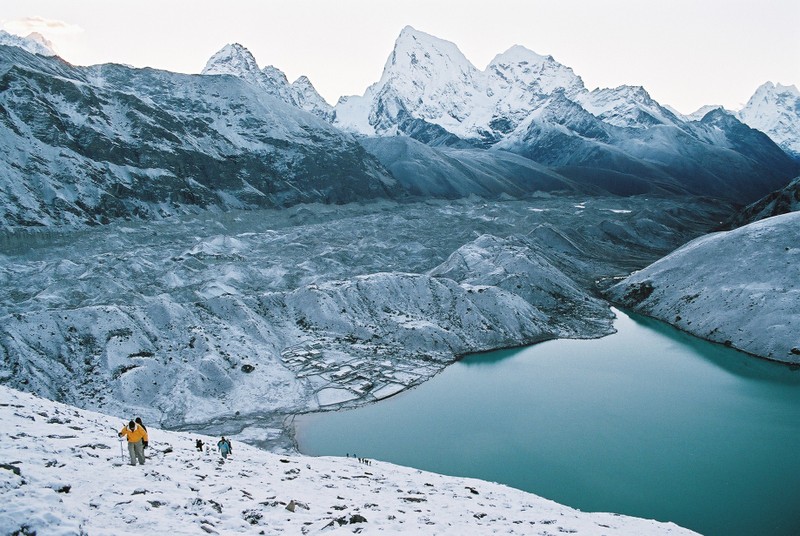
[117,425,125,462]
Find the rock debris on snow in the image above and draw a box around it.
[0,385,697,535]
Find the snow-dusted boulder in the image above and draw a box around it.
[607,212,800,363]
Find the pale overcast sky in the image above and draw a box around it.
[2,0,798,113]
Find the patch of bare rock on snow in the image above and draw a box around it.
[0,386,697,535]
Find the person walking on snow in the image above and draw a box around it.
[217,436,232,459]
[135,417,148,449]
[119,420,148,466]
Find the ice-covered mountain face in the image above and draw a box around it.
[0,30,56,57]
[332,26,692,140]
[607,211,800,364]
[332,27,798,203]
[201,42,262,84]
[201,43,334,121]
[291,75,335,121]
[335,26,490,141]
[0,45,395,228]
[485,45,586,135]
[576,85,683,128]
[737,82,800,160]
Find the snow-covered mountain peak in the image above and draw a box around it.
[201,43,261,81]
[292,74,334,121]
[262,64,289,83]
[337,26,488,137]
[738,81,800,158]
[294,74,312,86]
[25,32,55,53]
[488,45,585,102]
[490,44,548,65]
[201,43,334,120]
[382,25,476,85]
[577,84,682,128]
[686,104,724,121]
[259,64,295,101]
[753,81,800,98]
[0,29,56,57]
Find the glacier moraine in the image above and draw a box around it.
[0,195,730,450]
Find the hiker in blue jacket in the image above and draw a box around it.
[217,436,232,459]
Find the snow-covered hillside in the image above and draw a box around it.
[0,385,697,535]
[607,211,800,363]
[725,176,800,228]
[0,45,394,229]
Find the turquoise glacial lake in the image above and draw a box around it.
[294,309,800,535]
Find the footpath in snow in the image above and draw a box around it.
[0,386,696,535]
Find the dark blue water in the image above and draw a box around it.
[295,309,800,535]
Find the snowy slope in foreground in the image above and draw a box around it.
[607,212,800,363]
[0,386,696,535]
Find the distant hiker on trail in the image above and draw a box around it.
[118,420,148,466]
[196,439,204,452]
[135,417,148,448]
[217,436,232,459]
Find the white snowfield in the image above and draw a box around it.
[0,385,697,535]
[608,211,800,363]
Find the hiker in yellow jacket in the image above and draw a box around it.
[119,420,148,466]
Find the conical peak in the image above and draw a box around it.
[202,43,260,76]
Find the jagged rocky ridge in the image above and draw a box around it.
[0,44,396,228]
[724,175,800,228]
[606,211,800,364]
[202,43,335,122]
